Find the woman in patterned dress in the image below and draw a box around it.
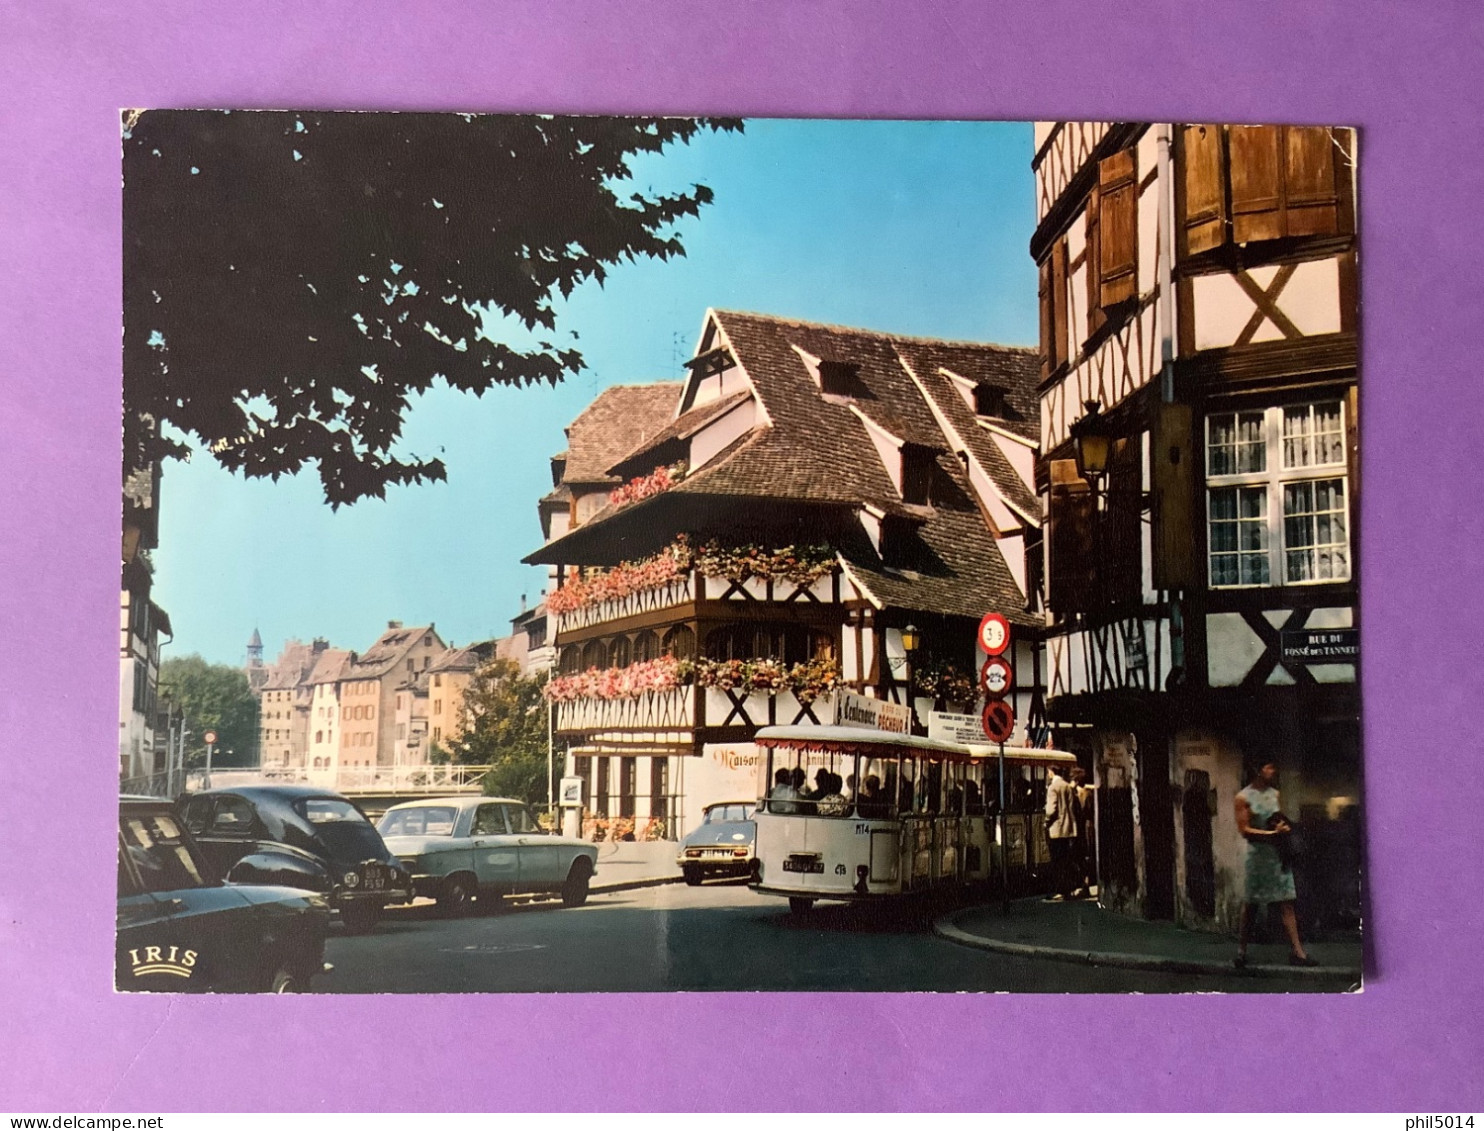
[1234,760,1316,968]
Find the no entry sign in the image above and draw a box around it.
[977,612,1010,656]
[981,700,1016,744]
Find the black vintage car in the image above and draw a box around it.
[179,786,412,932]
[118,795,330,992]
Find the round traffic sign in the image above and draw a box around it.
[981,700,1016,744]
[978,612,1011,656]
[980,655,1014,698]
[203,730,218,745]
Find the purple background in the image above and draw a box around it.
[2,0,1480,1112]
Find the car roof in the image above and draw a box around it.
[382,796,524,811]
[188,785,352,802]
[705,800,755,809]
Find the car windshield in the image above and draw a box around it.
[706,804,753,823]
[295,797,386,862]
[121,813,210,892]
[378,807,459,837]
[297,798,370,824]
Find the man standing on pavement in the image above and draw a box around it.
[1043,764,1078,901]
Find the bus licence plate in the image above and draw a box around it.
[783,856,824,874]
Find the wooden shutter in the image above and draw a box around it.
[1106,437,1142,606]
[1179,124,1227,256]
[1085,187,1106,335]
[1051,237,1070,368]
[1151,403,1196,590]
[1283,126,1340,238]
[1097,148,1138,308]
[1230,125,1283,244]
[1038,258,1053,380]
[1047,458,1096,614]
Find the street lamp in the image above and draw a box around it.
[900,624,923,735]
[1070,400,1113,489]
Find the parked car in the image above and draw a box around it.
[179,786,412,932]
[118,794,330,992]
[377,796,598,915]
[677,801,756,885]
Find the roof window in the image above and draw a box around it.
[973,383,1008,418]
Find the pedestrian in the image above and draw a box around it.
[1234,759,1316,968]
[1069,765,1096,898]
[1043,763,1078,901]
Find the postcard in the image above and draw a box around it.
[117,112,1363,994]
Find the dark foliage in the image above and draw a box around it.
[123,111,740,507]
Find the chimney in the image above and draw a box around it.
[387,620,402,630]
[520,593,528,613]
[312,637,329,653]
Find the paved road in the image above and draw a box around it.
[317,882,1343,994]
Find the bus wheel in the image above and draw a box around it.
[788,897,814,916]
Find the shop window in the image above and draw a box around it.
[1206,401,1350,587]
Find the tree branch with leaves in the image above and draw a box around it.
[123,110,741,507]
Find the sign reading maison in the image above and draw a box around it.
[1279,628,1359,663]
[833,691,911,734]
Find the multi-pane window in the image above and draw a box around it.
[1205,400,1350,588]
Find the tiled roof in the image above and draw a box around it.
[532,311,1040,622]
[348,624,437,679]
[428,642,493,674]
[893,341,1040,519]
[606,389,753,477]
[560,382,682,485]
[305,647,353,686]
[260,640,317,691]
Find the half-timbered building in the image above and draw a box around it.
[526,309,1041,836]
[1032,121,1360,932]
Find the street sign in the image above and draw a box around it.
[979,655,1014,698]
[834,690,911,735]
[927,711,983,745]
[202,730,218,745]
[981,700,1015,744]
[977,612,1011,656]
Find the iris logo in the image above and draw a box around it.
[128,945,198,979]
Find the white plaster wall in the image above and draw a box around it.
[1171,729,1247,931]
[689,397,756,469]
[1206,613,1266,688]
[989,430,1036,492]
[1193,259,1343,350]
[996,532,1027,598]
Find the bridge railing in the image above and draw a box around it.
[178,764,495,795]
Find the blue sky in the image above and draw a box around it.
[154,118,1039,667]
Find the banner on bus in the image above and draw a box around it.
[833,690,911,734]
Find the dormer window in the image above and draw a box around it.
[819,360,861,398]
[973,383,1008,418]
[901,445,935,505]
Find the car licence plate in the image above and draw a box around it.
[782,856,823,874]
[363,867,385,891]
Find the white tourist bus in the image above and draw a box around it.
[750,725,1079,913]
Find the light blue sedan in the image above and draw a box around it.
[377,797,597,915]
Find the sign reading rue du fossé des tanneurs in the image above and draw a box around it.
[1279,628,1360,664]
